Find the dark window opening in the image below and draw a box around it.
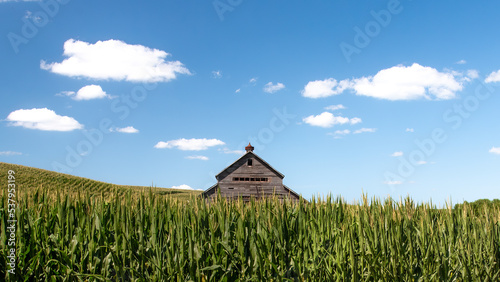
[232,177,269,182]
[247,159,253,166]
[228,187,234,190]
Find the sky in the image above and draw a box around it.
[1,0,499,205]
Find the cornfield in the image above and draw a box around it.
[1,187,499,281]
[0,162,202,202]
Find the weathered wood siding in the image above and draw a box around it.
[206,153,299,200]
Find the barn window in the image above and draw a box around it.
[247,159,253,166]
[231,177,269,182]
[228,187,234,190]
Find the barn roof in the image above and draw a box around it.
[201,183,218,197]
[283,185,301,199]
[215,151,284,181]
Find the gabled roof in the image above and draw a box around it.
[283,185,301,199]
[201,183,218,197]
[215,151,284,181]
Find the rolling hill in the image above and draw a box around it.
[0,162,202,201]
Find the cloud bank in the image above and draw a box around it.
[302,63,472,100]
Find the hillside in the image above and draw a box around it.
[0,162,202,201]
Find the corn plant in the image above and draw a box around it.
[1,187,499,281]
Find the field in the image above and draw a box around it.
[1,162,500,281]
[0,162,202,201]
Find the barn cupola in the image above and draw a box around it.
[245,143,254,152]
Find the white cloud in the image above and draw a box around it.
[41,39,191,83]
[350,118,362,125]
[302,63,465,100]
[455,69,479,83]
[154,138,225,151]
[416,161,427,165]
[485,70,500,83]
[353,128,376,134]
[57,91,76,97]
[219,148,245,155]
[333,129,350,136]
[75,85,108,100]
[489,147,500,155]
[328,128,373,138]
[302,112,361,128]
[172,184,195,190]
[456,60,467,65]
[6,108,83,131]
[171,184,203,191]
[111,126,139,133]
[0,151,22,156]
[391,151,403,157]
[235,88,241,93]
[263,82,285,93]
[467,70,479,80]
[185,155,209,161]
[324,104,346,111]
[249,77,257,84]
[351,64,463,100]
[328,129,350,139]
[301,78,351,98]
[384,180,403,185]
[212,70,222,78]
[406,128,414,132]
[62,85,109,100]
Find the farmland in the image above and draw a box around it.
[1,162,500,281]
[0,162,202,201]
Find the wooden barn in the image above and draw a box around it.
[201,143,301,201]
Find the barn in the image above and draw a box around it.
[201,143,301,201]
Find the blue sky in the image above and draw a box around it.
[1,0,499,204]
